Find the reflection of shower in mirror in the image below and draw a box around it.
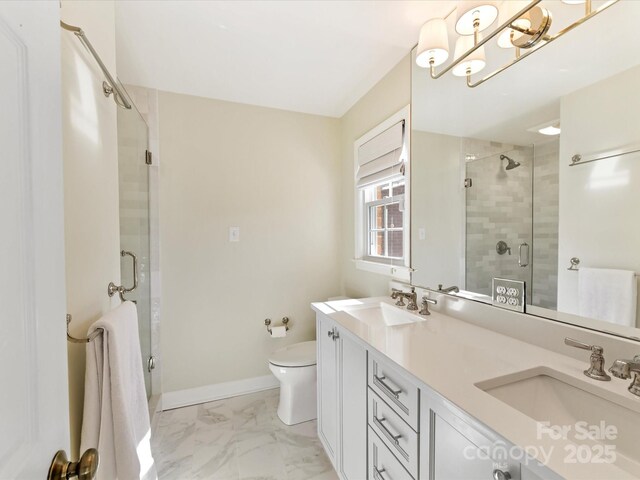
[500,154,521,171]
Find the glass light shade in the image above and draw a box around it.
[496,1,531,48]
[452,35,486,76]
[416,18,450,68]
[455,1,498,35]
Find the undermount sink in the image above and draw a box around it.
[343,302,424,327]
[476,367,640,475]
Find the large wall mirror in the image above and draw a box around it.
[411,0,640,340]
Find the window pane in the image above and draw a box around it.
[370,205,384,229]
[374,183,391,200]
[388,231,403,258]
[391,180,405,196]
[370,231,386,257]
[386,202,403,229]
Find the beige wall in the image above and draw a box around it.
[411,130,463,290]
[158,92,342,393]
[339,55,412,298]
[61,0,121,457]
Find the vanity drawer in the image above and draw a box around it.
[368,352,419,430]
[368,388,419,478]
[368,426,414,480]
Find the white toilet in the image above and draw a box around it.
[268,340,317,425]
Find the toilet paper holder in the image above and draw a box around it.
[265,317,289,334]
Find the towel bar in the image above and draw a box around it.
[66,314,103,343]
[567,257,639,276]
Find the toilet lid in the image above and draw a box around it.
[269,341,317,367]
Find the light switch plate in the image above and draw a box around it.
[229,226,240,242]
[492,278,526,313]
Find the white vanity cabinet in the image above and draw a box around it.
[315,308,560,480]
[316,312,367,480]
[420,389,561,480]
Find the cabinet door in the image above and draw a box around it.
[317,314,338,465]
[339,331,367,480]
[431,413,520,480]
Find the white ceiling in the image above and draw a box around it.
[114,0,456,118]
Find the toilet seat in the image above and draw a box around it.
[268,340,316,368]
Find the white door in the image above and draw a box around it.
[0,2,70,478]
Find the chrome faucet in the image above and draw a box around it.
[564,338,611,381]
[391,288,418,311]
[609,355,640,396]
[438,284,460,294]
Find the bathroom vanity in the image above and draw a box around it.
[312,297,640,480]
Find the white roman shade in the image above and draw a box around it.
[356,120,405,188]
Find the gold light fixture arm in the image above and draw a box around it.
[467,0,619,88]
[429,0,541,80]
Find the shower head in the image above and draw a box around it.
[500,154,521,170]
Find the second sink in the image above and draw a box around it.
[476,367,640,476]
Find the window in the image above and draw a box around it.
[364,180,405,262]
[354,106,410,279]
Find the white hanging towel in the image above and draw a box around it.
[81,301,157,480]
[578,267,638,327]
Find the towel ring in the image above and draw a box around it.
[66,314,103,343]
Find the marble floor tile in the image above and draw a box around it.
[152,388,338,480]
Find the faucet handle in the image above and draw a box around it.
[564,337,603,354]
[565,337,611,381]
[419,296,437,316]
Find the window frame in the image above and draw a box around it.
[354,105,411,280]
[363,186,405,263]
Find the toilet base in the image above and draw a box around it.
[269,363,317,425]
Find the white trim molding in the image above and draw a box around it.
[353,259,412,282]
[161,374,279,410]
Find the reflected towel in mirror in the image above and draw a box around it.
[578,268,637,327]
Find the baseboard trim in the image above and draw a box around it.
[161,374,279,410]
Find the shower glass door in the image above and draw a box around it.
[117,106,152,398]
[464,141,533,299]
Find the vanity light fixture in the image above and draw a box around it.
[452,35,486,77]
[416,0,619,88]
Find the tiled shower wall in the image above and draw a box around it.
[463,138,533,297]
[532,139,560,309]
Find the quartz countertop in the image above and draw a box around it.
[312,296,640,480]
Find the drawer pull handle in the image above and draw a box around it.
[374,374,402,399]
[374,416,402,445]
[374,466,390,480]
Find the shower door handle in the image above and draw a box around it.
[118,250,138,302]
[518,243,529,268]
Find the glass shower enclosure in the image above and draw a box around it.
[117,105,152,398]
[464,141,534,300]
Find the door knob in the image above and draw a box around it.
[48,448,99,480]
